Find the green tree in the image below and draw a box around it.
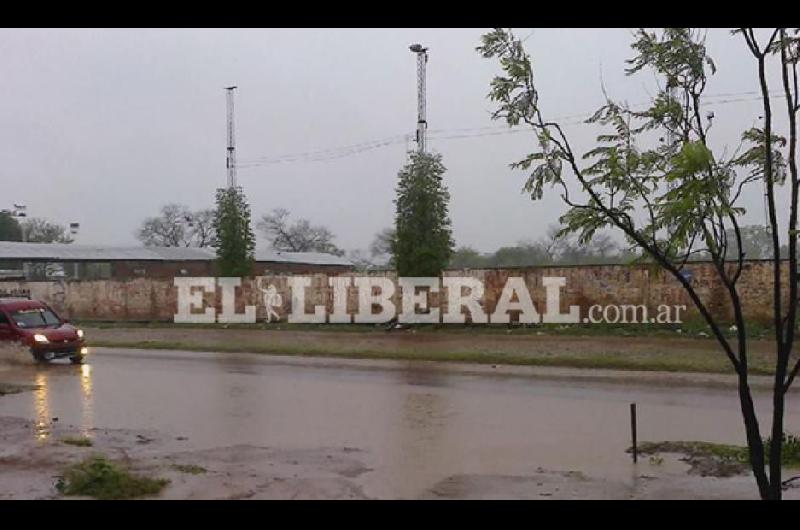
[393,152,454,276]
[0,212,22,242]
[213,187,255,277]
[479,27,799,499]
[722,225,788,260]
[449,246,490,268]
[490,242,551,267]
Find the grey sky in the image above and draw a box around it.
[0,28,790,253]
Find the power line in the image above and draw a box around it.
[237,91,787,168]
[237,135,409,168]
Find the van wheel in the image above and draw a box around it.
[32,352,50,363]
[69,355,84,365]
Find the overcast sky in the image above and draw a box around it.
[0,28,790,253]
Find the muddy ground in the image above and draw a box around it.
[1,412,796,500]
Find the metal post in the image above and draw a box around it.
[630,403,638,463]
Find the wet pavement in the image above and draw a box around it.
[1,347,799,499]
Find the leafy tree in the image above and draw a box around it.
[137,204,216,247]
[214,187,255,277]
[258,208,344,256]
[722,225,789,260]
[548,230,637,265]
[449,246,491,268]
[479,27,800,499]
[492,241,551,267]
[393,152,454,276]
[0,211,22,242]
[448,225,634,268]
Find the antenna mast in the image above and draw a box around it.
[409,44,428,153]
[225,86,238,188]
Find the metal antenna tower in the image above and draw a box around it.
[409,44,428,153]
[225,86,238,188]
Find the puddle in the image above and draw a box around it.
[1,348,798,499]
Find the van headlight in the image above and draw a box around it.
[33,334,49,344]
[77,329,84,339]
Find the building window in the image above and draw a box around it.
[84,262,112,280]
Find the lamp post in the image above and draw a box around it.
[2,203,29,278]
[68,222,80,278]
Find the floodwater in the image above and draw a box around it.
[1,347,799,499]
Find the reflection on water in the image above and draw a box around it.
[385,365,454,498]
[79,364,94,437]
[33,371,50,441]
[29,363,95,441]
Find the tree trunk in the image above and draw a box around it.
[737,370,771,499]
[769,346,789,499]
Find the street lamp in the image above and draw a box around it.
[67,222,80,279]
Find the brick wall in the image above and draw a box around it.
[0,260,791,325]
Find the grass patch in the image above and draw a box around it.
[634,435,800,468]
[766,433,800,466]
[635,441,750,462]
[56,455,169,500]
[91,338,771,376]
[79,319,779,339]
[60,436,93,447]
[0,383,36,396]
[0,384,23,396]
[172,464,207,475]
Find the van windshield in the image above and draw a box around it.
[11,308,61,329]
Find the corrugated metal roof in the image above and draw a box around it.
[0,242,213,261]
[255,250,353,266]
[0,241,352,266]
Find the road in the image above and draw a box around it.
[1,347,799,499]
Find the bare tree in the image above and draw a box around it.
[257,208,344,256]
[20,218,74,243]
[137,204,215,247]
[369,227,395,267]
[347,249,377,271]
[190,209,217,248]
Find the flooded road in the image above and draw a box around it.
[1,347,799,499]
